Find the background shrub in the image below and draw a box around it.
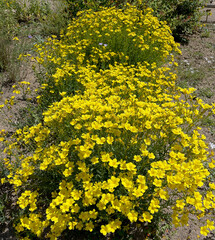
[145,0,207,42]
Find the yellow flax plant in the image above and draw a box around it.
[1,63,215,239]
[32,5,180,110]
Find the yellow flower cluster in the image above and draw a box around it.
[33,5,180,107]
[1,4,215,240]
[3,62,215,238]
[17,190,38,211]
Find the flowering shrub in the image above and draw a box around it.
[2,63,215,239]
[33,6,180,110]
[1,4,215,240]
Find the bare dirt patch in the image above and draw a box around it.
[176,22,215,144]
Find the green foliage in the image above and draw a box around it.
[62,0,124,16]
[0,161,17,229]
[0,0,18,36]
[10,0,51,23]
[198,87,214,99]
[0,0,21,85]
[177,67,205,88]
[12,0,70,37]
[0,0,69,88]
[40,8,71,37]
[0,37,11,73]
[147,0,206,40]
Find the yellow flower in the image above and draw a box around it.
[127,210,138,222]
[121,178,133,190]
[140,212,153,223]
[133,155,142,162]
[158,189,169,200]
[12,37,19,41]
[144,138,151,145]
[176,199,185,209]
[132,187,143,197]
[206,220,215,231]
[109,158,120,168]
[101,153,112,163]
[148,152,155,159]
[95,137,106,144]
[85,222,94,232]
[126,162,136,172]
[107,136,114,144]
[148,198,160,214]
[91,156,99,164]
[200,226,209,236]
[100,225,109,236]
[153,178,162,187]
